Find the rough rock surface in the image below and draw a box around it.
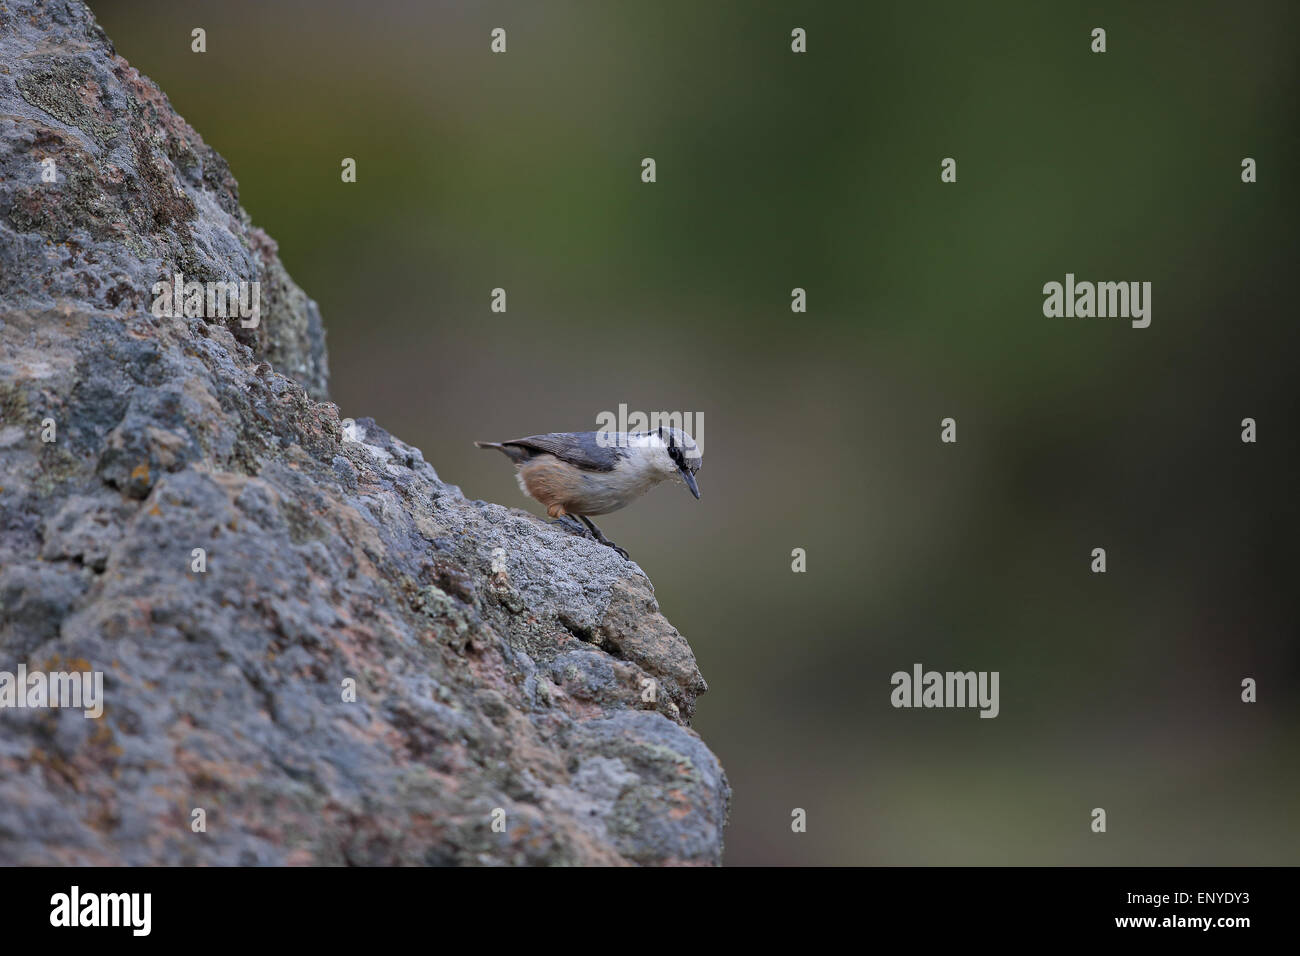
[0,0,728,865]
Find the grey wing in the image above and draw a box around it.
[502,432,623,472]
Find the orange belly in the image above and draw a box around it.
[518,456,586,517]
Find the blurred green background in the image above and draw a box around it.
[89,0,1299,865]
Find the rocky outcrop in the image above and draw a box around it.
[0,0,727,865]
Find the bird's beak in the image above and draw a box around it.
[680,468,700,499]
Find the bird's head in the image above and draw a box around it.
[652,426,701,499]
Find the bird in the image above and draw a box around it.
[475,426,702,559]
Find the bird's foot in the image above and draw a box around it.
[551,515,588,537]
[592,535,629,560]
[578,516,630,560]
[551,515,630,560]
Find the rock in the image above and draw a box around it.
[0,0,728,866]
[0,0,328,400]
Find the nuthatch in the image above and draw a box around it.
[475,426,702,559]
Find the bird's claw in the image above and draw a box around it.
[584,524,629,560]
[553,515,630,561]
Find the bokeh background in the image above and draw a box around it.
[88,0,1299,864]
